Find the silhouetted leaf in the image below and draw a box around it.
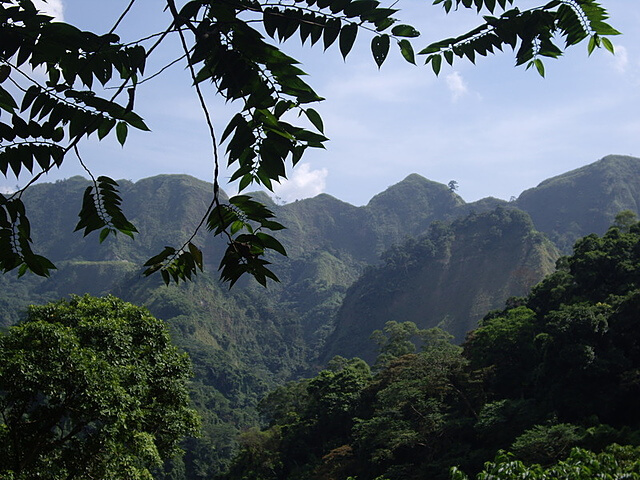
[339,23,358,58]
[371,34,390,67]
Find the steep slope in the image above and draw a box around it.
[323,208,559,363]
[515,155,640,251]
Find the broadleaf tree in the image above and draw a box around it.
[0,294,200,480]
[0,0,619,285]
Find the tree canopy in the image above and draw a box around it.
[220,219,640,479]
[0,0,619,285]
[0,294,199,480]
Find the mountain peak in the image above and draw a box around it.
[367,174,461,209]
[516,155,640,251]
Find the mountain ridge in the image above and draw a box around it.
[3,154,640,478]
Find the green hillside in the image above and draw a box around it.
[516,155,640,251]
[323,207,559,363]
[2,154,640,478]
[224,220,640,480]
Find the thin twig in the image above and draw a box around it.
[108,0,139,35]
[107,51,190,88]
[164,0,232,265]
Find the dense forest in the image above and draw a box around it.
[0,0,632,476]
[224,218,640,480]
[2,156,640,478]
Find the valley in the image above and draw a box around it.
[2,154,640,478]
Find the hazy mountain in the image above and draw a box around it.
[515,154,640,251]
[3,154,640,477]
[5,155,640,343]
[322,208,559,363]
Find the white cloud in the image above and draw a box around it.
[612,44,629,73]
[273,163,328,202]
[33,0,64,20]
[1,185,17,195]
[445,71,468,101]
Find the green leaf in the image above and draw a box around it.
[304,108,324,133]
[0,65,10,83]
[533,58,545,77]
[323,18,341,50]
[238,173,253,192]
[122,111,150,131]
[587,35,598,55]
[97,118,116,140]
[428,54,443,75]
[116,121,128,146]
[99,227,111,243]
[339,23,358,59]
[329,0,350,14]
[601,36,615,54]
[375,17,395,32]
[144,246,175,268]
[391,24,420,38]
[256,232,287,256]
[344,0,379,18]
[371,34,390,67]
[230,220,244,235]
[590,21,621,36]
[0,86,18,113]
[444,50,454,65]
[188,242,204,271]
[20,86,39,113]
[398,39,416,65]
[260,219,286,231]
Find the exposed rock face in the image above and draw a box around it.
[322,208,559,363]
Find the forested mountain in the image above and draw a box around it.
[322,154,640,363]
[514,154,640,251]
[225,220,640,480]
[2,154,640,478]
[323,208,558,363]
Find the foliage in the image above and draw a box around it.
[451,445,640,480]
[422,0,619,77]
[224,220,640,480]
[226,357,372,480]
[613,210,638,233]
[0,0,618,285]
[370,321,423,370]
[0,294,199,480]
[510,423,585,465]
[352,339,473,479]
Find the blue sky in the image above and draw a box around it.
[4,0,639,205]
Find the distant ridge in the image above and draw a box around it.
[515,155,640,251]
[3,154,640,478]
[322,207,559,363]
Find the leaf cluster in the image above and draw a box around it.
[149,0,418,284]
[421,0,619,76]
[0,0,147,277]
[0,294,199,480]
